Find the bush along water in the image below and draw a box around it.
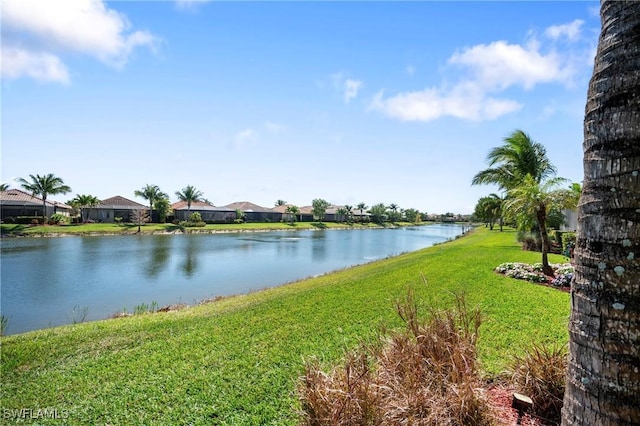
[495,262,574,289]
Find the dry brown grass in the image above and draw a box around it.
[298,288,493,426]
[509,343,567,425]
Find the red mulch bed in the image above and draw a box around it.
[486,383,543,426]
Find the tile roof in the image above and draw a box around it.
[0,189,62,207]
[97,196,147,210]
[171,200,234,211]
[272,204,298,213]
[223,201,272,212]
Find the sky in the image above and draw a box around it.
[1,0,601,214]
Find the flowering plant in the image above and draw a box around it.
[495,262,574,287]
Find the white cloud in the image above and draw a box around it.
[372,22,594,123]
[449,40,571,90]
[329,72,363,104]
[370,84,522,122]
[0,46,69,84]
[544,19,585,42]
[1,0,158,83]
[343,79,363,104]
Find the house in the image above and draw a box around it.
[272,204,312,222]
[86,196,147,223]
[223,201,282,222]
[171,200,235,222]
[0,189,72,221]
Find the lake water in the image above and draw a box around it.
[1,224,463,335]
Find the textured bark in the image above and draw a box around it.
[561,1,640,425]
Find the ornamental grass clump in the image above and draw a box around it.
[298,289,493,426]
[509,343,567,425]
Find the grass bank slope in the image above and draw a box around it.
[1,227,569,425]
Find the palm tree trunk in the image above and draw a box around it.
[561,1,640,424]
[536,205,553,276]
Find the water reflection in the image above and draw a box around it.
[181,235,201,278]
[1,225,463,334]
[308,231,325,261]
[144,236,171,278]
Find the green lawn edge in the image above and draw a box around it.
[1,221,423,237]
[0,227,570,425]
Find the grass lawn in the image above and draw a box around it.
[1,227,569,425]
[0,221,414,236]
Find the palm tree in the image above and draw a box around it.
[388,203,400,222]
[474,195,501,230]
[134,184,168,222]
[562,1,640,424]
[356,202,367,222]
[336,207,348,223]
[0,183,9,191]
[72,194,100,223]
[503,175,568,276]
[274,199,287,207]
[154,197,172,224]
[17,173,72,223]
[285,205,300,224]
[472,129,557,191]
[175,185,204,216]
[486,193,504,231]
[343,204,353,223]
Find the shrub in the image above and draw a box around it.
[561,232,576,257]
[12,216,44,225]
[298,288,492,426]
[49,213,68,225]
[188,212,202,223]
[509,343,567,425]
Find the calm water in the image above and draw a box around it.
[1,224,462,335]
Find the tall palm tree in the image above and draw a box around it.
[134,184,168,222]
[356,202,367,222]
[175,185,204,216]
[18,173,72,223]
[72,194,100,223]
[472,129,557,191]
[388,203,399,222]
[274,199,287,207]
[562,1,640,424]
[343,204,353,223]
[504,175,567,276]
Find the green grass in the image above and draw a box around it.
[0,221,415,236]
[0,227,569,425]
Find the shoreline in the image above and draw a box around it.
[1,221,465,238]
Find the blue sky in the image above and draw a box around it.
[1,1,600,214]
